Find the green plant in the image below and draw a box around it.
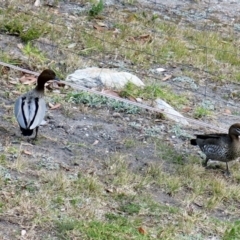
[67,91,140,114]
[223,221,240,240]
[194,106,211,118]
[89,0,104,17]
[22,42,47,63]
[120,82,187,107]
[2,13,48,42]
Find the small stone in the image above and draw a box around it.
[112,112,121,118]
[156,68,166,73]
[136,97,142,103]
[21,230,27,236]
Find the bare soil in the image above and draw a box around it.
[1,0,240,239]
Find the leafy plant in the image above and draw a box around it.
[89,0,104,17]
[2,12,49,42]
[67,91,140,114]
[22,42,47,63]
[223,221,240,240]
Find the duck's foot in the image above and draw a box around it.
[224,162,231,177]
[223,170,231,177]
[202,159,209,167]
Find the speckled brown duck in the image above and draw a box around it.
[190,123,240,174]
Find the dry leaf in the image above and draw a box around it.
[101,89,120,97]
[105,188,114,193]
[46,81,61,90]
[12,90,21,95]
[135,34,152,43]
[96,21,107,27]
[49,103,61,110]
[17,43,24,49]
[138,227,146,235]
[127,96,137,102]
[92,140,99,145]
[19,75,37,85]
[23,150,32,155]
[225,109,231,115]
[9,80,18,85]
[93,24,105,31]
[162,74,172,81]
[182,106,192,112]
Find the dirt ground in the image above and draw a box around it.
[1,0,240,239]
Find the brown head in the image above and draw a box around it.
[229,123,240,139]
[36,69,58,91]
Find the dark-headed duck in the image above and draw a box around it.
[14,69,59,139]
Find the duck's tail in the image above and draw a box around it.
[190,139,197,145]
[20,127,34,136]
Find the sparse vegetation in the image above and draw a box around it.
[120,82,188,108]
[67,91,141,113]
[89,0,104,17]
[0,0,239,239]
[1,12,50,42]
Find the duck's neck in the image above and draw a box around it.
[230,134,239,141]
[35,82,45,92]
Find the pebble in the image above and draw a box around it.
[112,112,121,118]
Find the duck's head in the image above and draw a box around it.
[229,123,240,136]
[36,69,59,91]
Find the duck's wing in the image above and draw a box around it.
[29,98,46,130]
[14,96,46,129]
[195,133,228,139]
[14,96,27,129]
[195,134,230,147]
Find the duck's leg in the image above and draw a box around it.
[202,158,209,167]
[225,162,231,176]
[34,127,39,140]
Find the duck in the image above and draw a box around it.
[190,123,240,174]
[14,69,59,139]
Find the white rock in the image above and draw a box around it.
[21,230,27,236]
[155,99,189,125]
[34,0,41,6]
[136,97,142,103]
[156,68,166,73]
[66,67,144,90]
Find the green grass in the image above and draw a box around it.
[120,82,188,108]
[1,1,240,239]
[56,218,150,240]
[1,11,50,42]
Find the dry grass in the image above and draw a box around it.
[0,0,240,239]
